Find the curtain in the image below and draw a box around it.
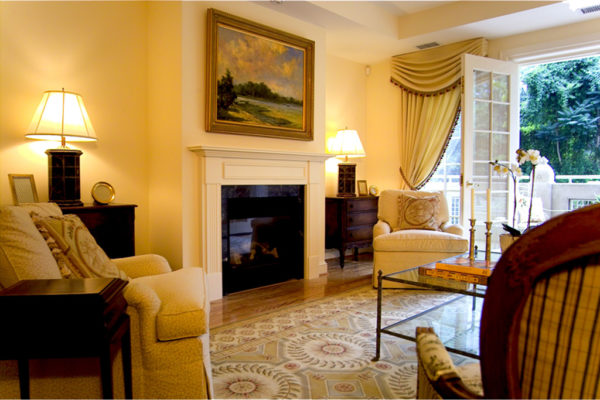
[391,37,487,189]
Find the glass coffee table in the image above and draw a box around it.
[372,252,501,361]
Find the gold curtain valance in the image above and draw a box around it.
[391,37,488,94]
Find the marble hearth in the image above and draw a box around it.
[189,146,330,300]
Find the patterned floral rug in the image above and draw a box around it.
[210,285,475,399]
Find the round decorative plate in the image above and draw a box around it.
[369,185,379,196]
[91,181,115,204]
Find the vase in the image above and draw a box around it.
[499,233,519,252]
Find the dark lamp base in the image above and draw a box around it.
[337,163,357,197]
[45,148,83,207]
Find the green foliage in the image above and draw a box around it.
[217,69,237,118]
[520,57,600,175]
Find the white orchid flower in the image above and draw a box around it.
[527,149,541,165]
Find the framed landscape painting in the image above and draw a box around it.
[206,9,314,141]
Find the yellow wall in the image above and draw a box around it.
[364,59,403,192]
[0,1,151,254]
[147,2,183,266]
[324,55,367,197]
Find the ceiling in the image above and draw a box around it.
[258,1,600,64]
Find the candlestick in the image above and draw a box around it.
[469,218,476,262]
[471,187,475,219]
[485,221,492,262]
[486,188,491,223]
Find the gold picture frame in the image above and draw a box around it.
[357,180,368,196]
[206,9,314,141]
[8,174,39,205]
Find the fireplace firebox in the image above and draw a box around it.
[221,185,304,294]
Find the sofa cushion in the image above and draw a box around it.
[378,190,449,231]
[395,193,442,231]
[373,229,468,253]
[0,206,61,288]
[135,268,207,341]
[32,214,127,280]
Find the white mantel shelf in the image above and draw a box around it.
[189,145,329,301]
[188,145,331,162]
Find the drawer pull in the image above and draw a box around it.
[349,217,353,223]
[349,203,354,209]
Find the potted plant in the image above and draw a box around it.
[490,148,544,251]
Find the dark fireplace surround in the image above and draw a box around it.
[221,185,304,295]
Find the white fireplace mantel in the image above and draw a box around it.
[189,145,330,300]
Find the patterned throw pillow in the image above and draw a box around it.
[31,213,128,280]
[395,194,442,231]
[34,220,85,279]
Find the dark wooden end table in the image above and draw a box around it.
[0,278,132,399]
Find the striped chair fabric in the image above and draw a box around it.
[518,256,600,399]
[415,203,600,399]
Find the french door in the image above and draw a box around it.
[461,54,520,248]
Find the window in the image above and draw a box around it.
[422,116,461,223]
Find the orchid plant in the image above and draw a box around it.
[490,148,544,236]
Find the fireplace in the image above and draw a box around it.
[222,185,304,294]
[189,145,330,300]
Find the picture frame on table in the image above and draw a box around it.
[205,8,315,141]
[8,174,39,205]
[357,180,368,196]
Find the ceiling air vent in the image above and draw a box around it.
[568,0,600,14]
[416,42,440,50]
[579,3,600,13]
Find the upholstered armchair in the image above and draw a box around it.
[372,190,468,287]
[415,203,600,399]
[0,203,212,399]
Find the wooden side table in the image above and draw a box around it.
[325,196,378,268]
[0,279,132,399]
[60,203,137,258]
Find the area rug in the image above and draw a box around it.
[210,285,476,399]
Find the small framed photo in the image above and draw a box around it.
[8,174,39,205]
[357,180,368,196]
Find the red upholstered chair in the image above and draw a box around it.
[415,203,600,399]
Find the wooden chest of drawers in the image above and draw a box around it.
[60,203,137,258]
[325,196,378,268]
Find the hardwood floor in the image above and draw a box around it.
[209,254,373,329]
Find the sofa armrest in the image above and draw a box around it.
[373,220,391,238]
[113,254,172,278]
[441,222,464,237]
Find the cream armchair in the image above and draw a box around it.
[373,190,468,287]
[0,203,212,399]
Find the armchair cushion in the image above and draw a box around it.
[31,214,128,280]
[396,193,442,231]
[374,229,467,253]
[0,206,61,288]
[134,268,208,341]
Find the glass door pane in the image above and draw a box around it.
[462,54,519,250]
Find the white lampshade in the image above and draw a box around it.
[329,129,365,162]
[26,89,97,146]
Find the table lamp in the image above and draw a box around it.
[327,129,365,197]
[25,89,97,206]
